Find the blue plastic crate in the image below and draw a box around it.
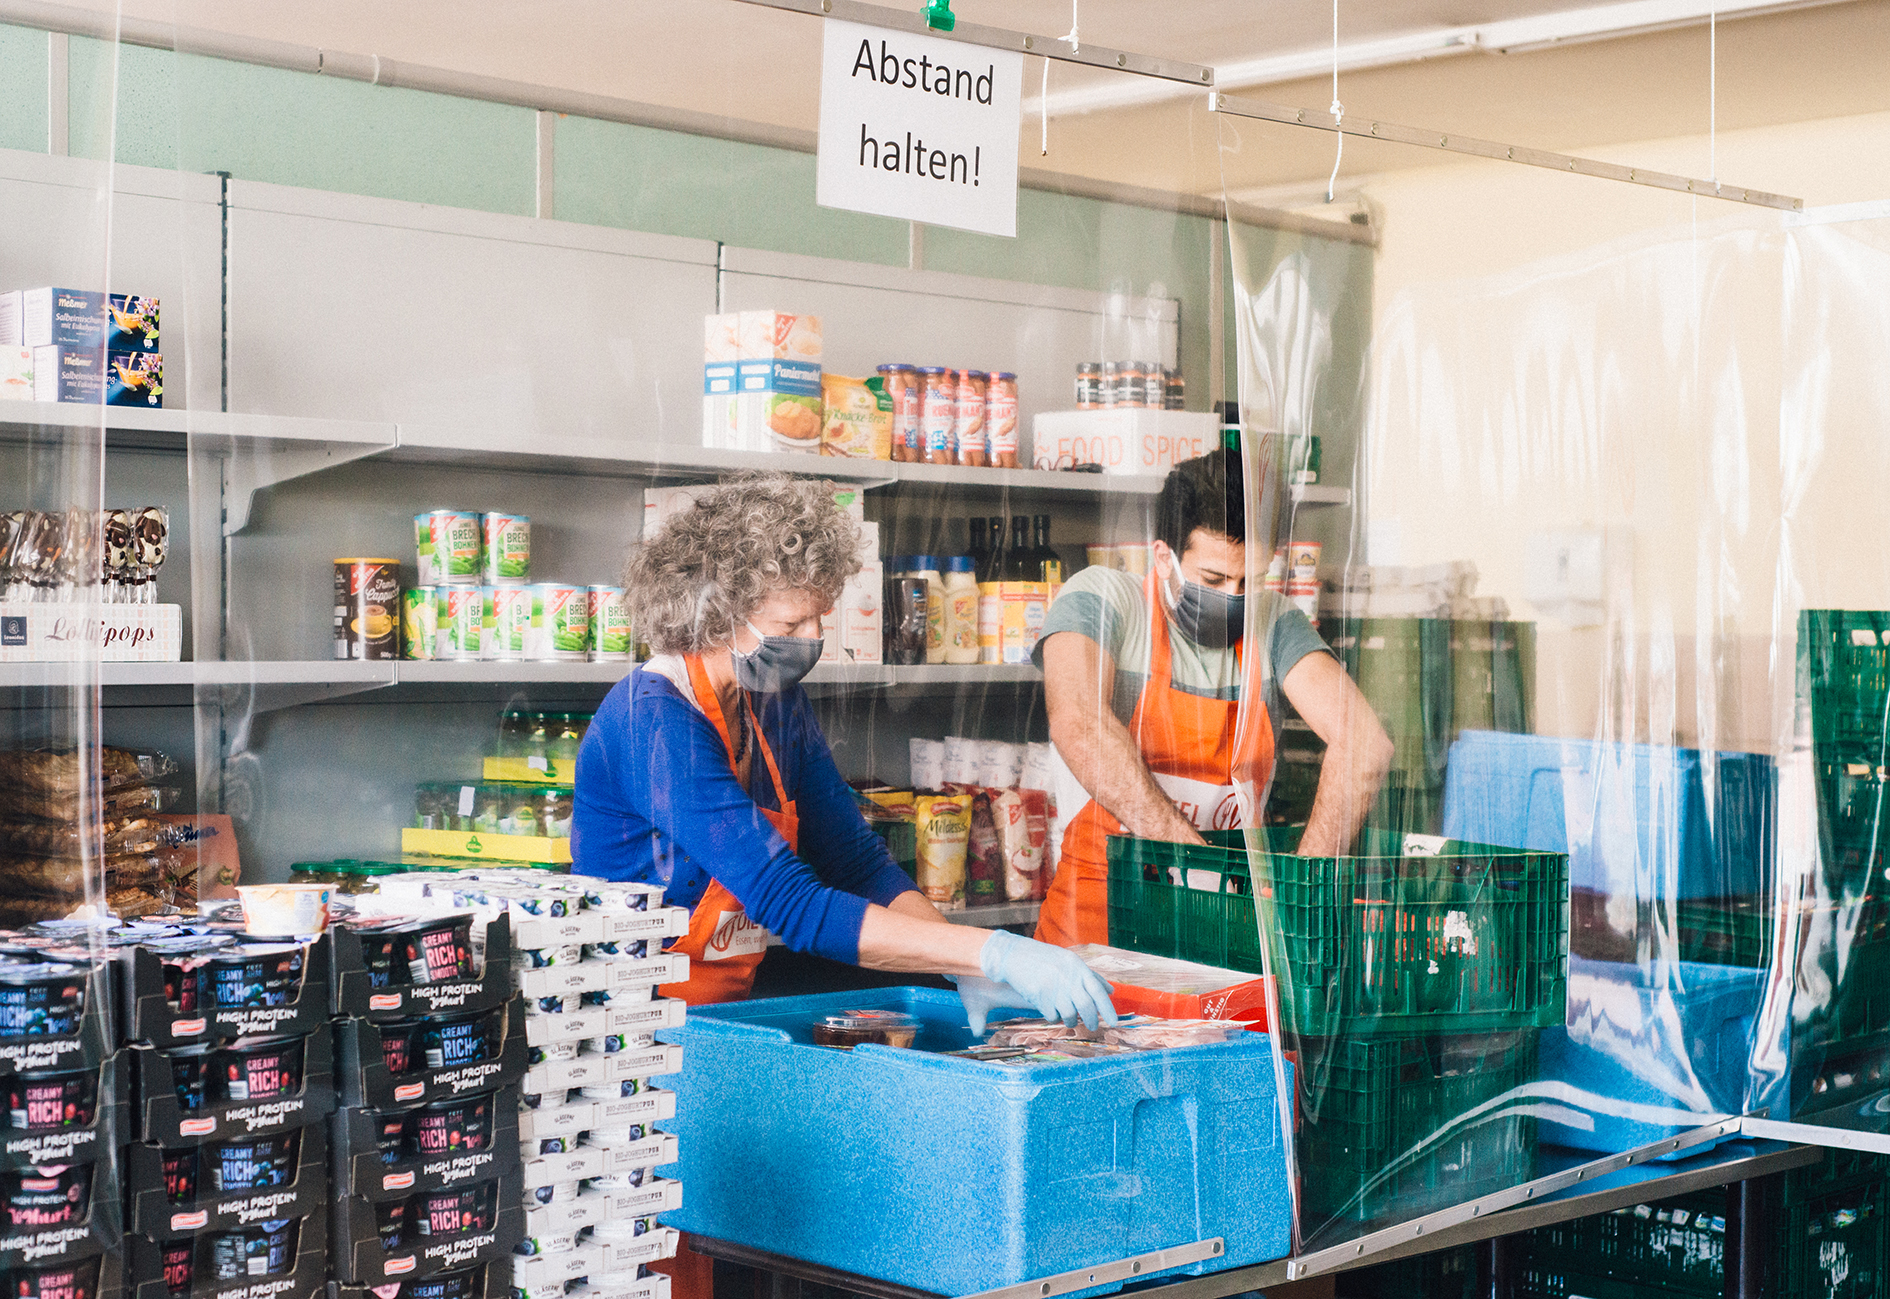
[655,987,1292,1298]
[1538,956,1778,1157]
[1441,731,1774,899]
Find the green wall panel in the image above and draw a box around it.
[67,39,535,214]
[0,25,47,153]
[555,114,909,266]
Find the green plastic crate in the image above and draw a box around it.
[1365,776,1445,838]
[1781,1161,1888,1299]
[1335,1244,1477,1299]
[1524,1192,1725,1297]
[1104,827,1569,1036]
[1450,619,1537,739]
[1299,1031,1539,1225]
[1327,617,1455,785]
[1804,610,1890,700]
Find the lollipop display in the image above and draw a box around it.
[0,507,167,602]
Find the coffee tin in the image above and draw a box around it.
[484,584,530,661]
[423,510,482,585]
[480,513,531,583]
[334,559,401,661]
[437,586,484,661]
[588,586,632,660]
[402,587,437,661]
[528,584,589,661]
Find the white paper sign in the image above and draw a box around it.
[817,19,1022,238]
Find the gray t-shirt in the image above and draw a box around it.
[1031,566,1332,742]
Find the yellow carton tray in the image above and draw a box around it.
[401,827,573,865]
[483,756,577,785]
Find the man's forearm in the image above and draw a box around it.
[1055,711,1204,844]
[1295,728,1393,856]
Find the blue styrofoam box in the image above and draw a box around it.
[655,987,1291,1298]
[1538,956,1778,1158]
[1441,730,1775,898]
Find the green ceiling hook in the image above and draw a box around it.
[922,0,956,31]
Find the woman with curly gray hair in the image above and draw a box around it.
[571,474,1113,1027]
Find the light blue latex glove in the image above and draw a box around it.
[962,930,1119,1037]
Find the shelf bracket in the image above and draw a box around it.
[963,1238,1225,1299]
[217,435,397,535]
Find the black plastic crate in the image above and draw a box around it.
[130,1031,336,1146]
[1335,1244,1477,1299]
[331,1087,522,1202]
[119,936,333,1050]
[335,1000,528,1111]
[331,1165,524,1285]
[108,1209,327,1299]
[125,1123,328,1240]
[0,1047,129,1171]
[329,1259,516,1299]
[329,914,516,1022]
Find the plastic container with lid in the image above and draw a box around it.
[809,1009,920,1050]
[942,558,980,664]
[909,556,945,665]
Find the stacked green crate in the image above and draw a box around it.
[1104,827,1568,1226]
[1801,611,1890,1057]
[1516,1151,1890,1299]
[1335,1244,1477,1299]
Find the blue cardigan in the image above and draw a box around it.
[571,665,918,964]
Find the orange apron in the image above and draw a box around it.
[654,655,802,1299]
[1036,569,1275,948]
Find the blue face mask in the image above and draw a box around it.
[1163,564,1245,649]
[730,620,825,692]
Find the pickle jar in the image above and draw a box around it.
[539,789,574,839]
[470,786,504,833]
[497,788,542,837]
[546,714,583,765]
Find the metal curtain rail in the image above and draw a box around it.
[730,0,1215,86]
[1209,91,1805,212]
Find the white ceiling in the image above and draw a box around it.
[45,0,1890,199]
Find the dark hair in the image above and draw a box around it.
[1155,448,1245,554]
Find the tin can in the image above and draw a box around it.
[413,513,436,586]
[480,512,531,583]
[412,1181,498,1237]
[333,559,401,661]
[218,1035,303,1102]
[162,1148,198,1204]
[987,372,1019,467]
[437,586,483,661]
[13,1258,101,1299]
[528,584,589,661]
[374,1199,406,1251]
[1286,577,1320,628]
[3,1163,92,1228]
[918,367,955,464]
[161,1240,194,1297]
[402,587,436,661]
[203,944,303,1009]
[210,1219,299,1279]
[6,1068,97,1131]
[0,964,87,1039]
[407,1268,478,1299]
[484,584,530,661]
[209,1132,299,1193]
[423,1011,497,1070]
[408,1094,492,1156]
[1075,362,1102,410]
[423,510,482,585]
[169,1044,214,1110]
[954,370,988,467]
[379,1020,423,1075]
[588,586,632,660]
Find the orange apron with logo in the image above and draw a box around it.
[1036,570,1275,948]
[654,656,802,1299]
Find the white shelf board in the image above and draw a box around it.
[397,661,634,685]
[0,402,397,450]
[391,424,896,487]
[1291,484,1351,507]
[0,661,195,689]
[895,461,1165,496]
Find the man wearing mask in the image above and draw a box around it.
[1033,447,1393,947]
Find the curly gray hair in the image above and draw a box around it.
[626,473,863,655]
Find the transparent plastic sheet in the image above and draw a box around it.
[1215,109,1837,1252]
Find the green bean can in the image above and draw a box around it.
[425,509,482,583]
[529,584,589,661]
[438,586,483,660]
[486,583,531,660]
[402,586,437,660]
[481,512,531,583]
[589,586,631,661]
